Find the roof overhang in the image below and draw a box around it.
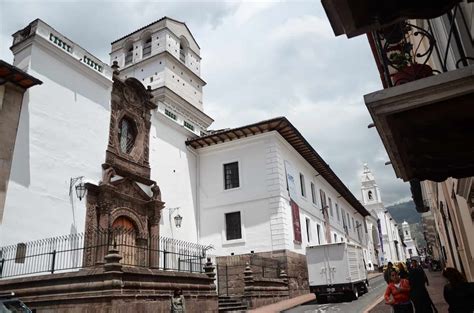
[186,117,370,216]
[321,0,461,38]
[0,60,42,89]
[365,65,474,182]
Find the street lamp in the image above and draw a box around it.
[70,176,86,201]
[167,207,182,228]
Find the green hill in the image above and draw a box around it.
[386,200,421,224]
[386,200,426,248]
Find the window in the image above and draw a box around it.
[341,237,344,242]
[405,230,408,236]
[300,173,306,197]
[15,243,26,263]
[165,109,177,120]
[224,162,239,190]
[184,121,194,131]
[368,190,373,200]
[320,190,327,215]
[118,117,136,154]
[143,37,152,57]
[179,38,188,63]
[125,46,133,65]
[347,213,351,229]
[306,218,311,242]
[225,212,242,240]
[328,197,333,217]
[311,182,317,205]
[316,224,321,244]
[336,203,340,221]
[352,217,355,231]
[334,233,337,242]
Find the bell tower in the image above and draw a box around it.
[360,163,382,205]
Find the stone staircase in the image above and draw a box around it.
[218,295,247,312]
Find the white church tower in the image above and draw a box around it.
[401,221,418,258]
[108,17,214,242]
[361,164,405,265]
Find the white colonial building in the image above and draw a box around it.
[401,221,418,259]
[360,164,406,265]
[0,17,370,275]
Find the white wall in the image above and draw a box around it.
[148,112,198,243]
[197,131,367,257]
[0,41,112,246]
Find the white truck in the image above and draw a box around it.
[306,242,369,303]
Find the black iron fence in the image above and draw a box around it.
[372,3,473,87]
[0,228,212,279]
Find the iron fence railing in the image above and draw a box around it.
[373,3,473,88]
[0,228,213,279]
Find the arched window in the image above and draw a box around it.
[143,36,152,58]
[368,190,373,200]
[118,117,137,154]
[125,45,133,65]
[179,37,188,63]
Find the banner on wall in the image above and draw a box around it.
[284,160,302,243]
[290,200,302,243]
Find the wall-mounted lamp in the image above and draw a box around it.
[321,205,329,215]
[167,207,182,228]
[70,176,86,201]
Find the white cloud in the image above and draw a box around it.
[271,15,333,41]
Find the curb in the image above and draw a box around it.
[249,293,316,313]
[363,294,384,313]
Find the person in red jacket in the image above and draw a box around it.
[385,270,414,313]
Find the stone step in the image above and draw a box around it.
[219,301,246,308]
[218,306,247,312]
[218,298,243,304]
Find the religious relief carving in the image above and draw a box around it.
[104,76,157,181]
[100,163,116,185]
[151,183,161,201]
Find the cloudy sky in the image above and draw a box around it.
[0,0,411,205]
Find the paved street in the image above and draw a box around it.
[284,275,386,313]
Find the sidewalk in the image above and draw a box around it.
[368,270,449,313]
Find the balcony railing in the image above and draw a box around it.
[372,3,473,88]
[0,228,213,279]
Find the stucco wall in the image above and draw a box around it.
[0,42,112,245]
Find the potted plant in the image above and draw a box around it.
[388,51,433,86]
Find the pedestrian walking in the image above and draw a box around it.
[408,260,436,313]
[384,262,394,284]
[442,267,474,313]
[398,263,409,279]
[171,289,186,313]
[384,270,413,313]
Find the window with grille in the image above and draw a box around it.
[305,218,311,242]
[125,46,133,65]
[165,109,177,120]
[15,243,26,264]
[225,211,242,240]
[224,162,239,190]
[329,197,333,217]
[311,182,317,205]
[184,121,194,131]
[118,117,136,154]
[300,173,306,197]
[143,37,152,57]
